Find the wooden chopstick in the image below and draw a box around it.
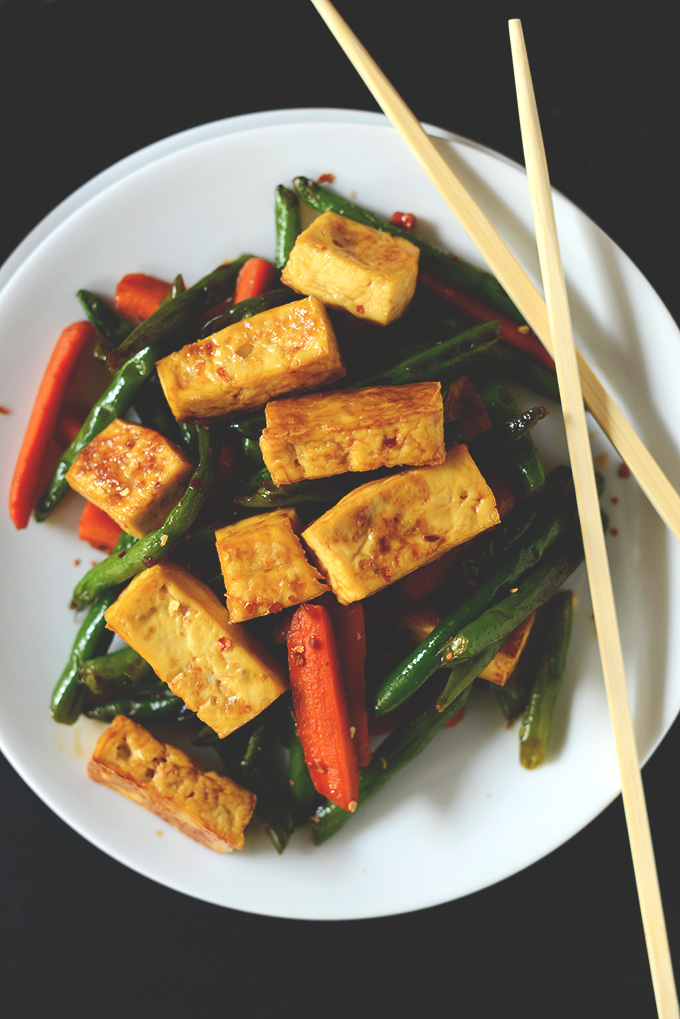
[309,0,680,543]
[509,19,678,1017]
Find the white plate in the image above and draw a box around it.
[1,109,679,921]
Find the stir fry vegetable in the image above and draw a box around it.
[10,176,603,856]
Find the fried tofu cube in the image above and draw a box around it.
[302,444,500,604]
[260,382,445,486]
[105,561,288,738]
[65,418,194,538]
[88,715,256,852]
[155,296,345,423]
[479,612,536,686]
[281,211,419,325]
[215,508,329,622]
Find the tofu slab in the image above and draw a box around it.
[105,561,288,737]
[88,715,256,852]
[65,418,194,537]
[281,211,419,325]
[260,382,445,486]
[302,445,500,604]
[156,295,345,422]
[215,508,329,622]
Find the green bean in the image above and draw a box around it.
[71,424,219,608]
[493,605,547,721]
[77,288,133,361]
[312,680,475,845]
[79,645,157,695]
[435,529,583,673]
[216,705,295,854]
[51,532,136,724]
[274,184,301,270]
[475,373,545,496]
[490,342,560,403]
[350,320,500,389]
[288,722,319,825]
[519,590,574,768]
[197,288,296,338]
[459,465,575,584]
[108,256,252,368]
[83,691,189,724]
[436,641,505,712]
[372,480,585,716]
[293,176,522,322]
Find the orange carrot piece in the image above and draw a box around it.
[55,403,87,448]
[326,600,372,767]
[419,271,556,372]
[78,501,122,553]
[287,604,359,812]
[231,257,277,304]
[9,320,95,529]
[114,273,172,322]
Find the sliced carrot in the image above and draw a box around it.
[418,272,556,372]
[232,257,277,304]
[10,320,95,529]
[287,604,359,812]
[78,501,122,553]
[54,403,87,448]
[114,273,172,322]
[326,600,372,767]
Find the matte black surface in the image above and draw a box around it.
[1,2,678,1016]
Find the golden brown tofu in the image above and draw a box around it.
[156,296,345,423]
[215,508,329,622]
[88,715,256,852]
[479,612,536,686]
[65,418,194,538]
[281,211,419,325]
[260,382,445,486]
[105,561,288,738]
[302,445,500,604]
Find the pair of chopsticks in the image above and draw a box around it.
[309,2,679,1014]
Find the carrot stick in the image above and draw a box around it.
[10,320,95,529]
[326,600,372,766]
[287,603,359,812]
[55,404,87,448]
[232,257,277,304]
[114,273,172,322]
[419,271,556,372]
[78,501,122,553]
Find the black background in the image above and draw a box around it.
[1,1,678,1016]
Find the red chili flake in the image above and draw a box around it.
[142,556,156,567]
[317,172,335,183]
[190,477,203,491]
[73,558,81,567]
[268,602,282,614]
[244,601,258,615]
[617,462,631,479]
[611,496,619,504]
[389,211,416,231]
[423,534,440,542]
[217,636,232,651]
[355,304,365,314]
[215,366,230,380]
[445,652,453,660]
[610,527,619,536]
[309,635,322,650]
[0,406,10,415]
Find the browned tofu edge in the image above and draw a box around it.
[88,715,256,852]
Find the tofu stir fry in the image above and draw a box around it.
[10,176,594,854]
